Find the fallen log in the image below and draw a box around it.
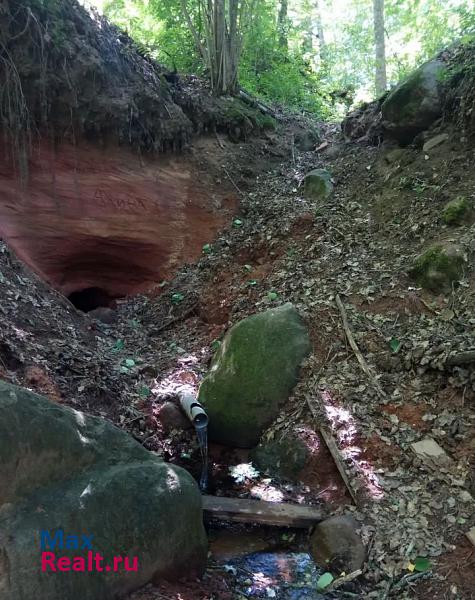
[238,89,280,120]
[202,495,325,528]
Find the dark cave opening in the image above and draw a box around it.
[68,287,114,312]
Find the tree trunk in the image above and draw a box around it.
[278,0,288,50]
[315,0,326,59]
[227,0,240,95]
[373,0,387,96]
[180,0,243,96]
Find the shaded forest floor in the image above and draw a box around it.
[0,113,474,599]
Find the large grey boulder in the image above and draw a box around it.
[0,381,207,600]
[382,59,447,143]
[198,304,311,448]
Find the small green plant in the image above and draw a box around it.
[202,243,212,255]
[112,339,125,352]
[171,292,185,304]
[120,357,137,374]
[138,385,151,398]
[210,339,221,352]
[232,218,243,228]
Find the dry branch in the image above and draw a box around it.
[335,294,387,399]
[306,394,359,505]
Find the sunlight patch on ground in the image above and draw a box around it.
[250,482,285,503]
[321,388,384,499]
[152,355,201,398]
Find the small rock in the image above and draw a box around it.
[408,243,466,292]
[88,307,118,324]
[466,527,475,547]
[310,515,366,574]
[295,129,320,151]
[303,169,333,201]
[158,401,192,431]
[422,133,449,152]
[410,437,452,468]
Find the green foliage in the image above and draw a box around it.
[442,196,469,225]
[98,0,475,115]
[171,292,185,304]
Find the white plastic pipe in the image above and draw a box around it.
[177,387,208,429]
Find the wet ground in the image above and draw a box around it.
[208,524,332,599]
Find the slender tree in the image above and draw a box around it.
[373,0,387,96]
[180,0,256,96]
[278,0,289,49]
[314,0,325,57]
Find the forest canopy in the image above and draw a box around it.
[85,0,474,116]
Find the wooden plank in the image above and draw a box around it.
[202,495,325,528]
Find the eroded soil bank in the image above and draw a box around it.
[0,137,238,301]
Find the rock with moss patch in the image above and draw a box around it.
[409,244,466,291]
[0,381,207,600]
[198,304,311,448]
[303,169,333,201]
[251,432,310,480]
[310,515,366,574]
[295,128,320,151]
[382,59,447,143]
[442,197,470,225]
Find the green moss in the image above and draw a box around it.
[221,98,276,131]
[304,169,333,201]
[385,69,424,123]
[409,244,465,291]
[442,196,469,225]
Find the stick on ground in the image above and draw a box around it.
[335,294,386,399]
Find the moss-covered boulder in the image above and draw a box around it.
[0,381,207,600]
[442,196,470,225]
[409,244,466,291]
[382,59,447,143]
[303,169,333,201]
[198,304,311,448]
